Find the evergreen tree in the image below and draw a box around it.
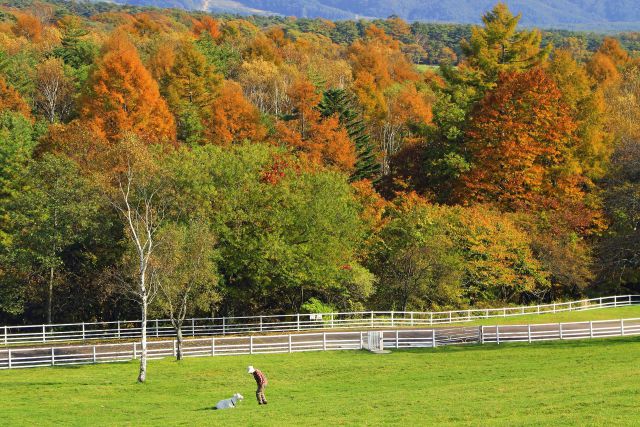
[318,88,379,182]
[459,3,551,88]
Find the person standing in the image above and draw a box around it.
[247,365,268,404]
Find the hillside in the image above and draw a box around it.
[118,0,640,30]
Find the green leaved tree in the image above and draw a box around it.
[460,2,551,86]
[318,88,379,182]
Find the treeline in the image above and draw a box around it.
[6,0,640,64]
[0,2,638,326]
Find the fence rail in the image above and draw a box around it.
[1,317,640,370]
[2,295,639,346]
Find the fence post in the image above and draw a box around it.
[323,333,326,351]
[191,319,195,337]
[527,324,532,344]
[629,295,632,305]
[297,314,300,331]
[496,326,500,345]
[7,349,11,369]
[211,338,215,356]
[395,330,399,348]
[480,326,484,344]
[250,336,253,354]
[93,345,97,363]
[360,332,364,350]
[370,312,374,328]
[429,313,433,325]
[503,308,506,317]
[42,325,46,343]
[621,319,625,336]
[260,316,263,333]
[432,330,436,348]
[553,303,556,313]
[559,323,563,340]
[288,334,292,353]
[133,342,137,359]
[614,297,618,308]
[222,317,226,336]
[589,321,593,338]
[391,311,394,327]
[3,326,7,345]
[330,313,334,329]
[82,323,86,341]
[569,302,572,311]
[51,348,55,366]
[117,321,121,339]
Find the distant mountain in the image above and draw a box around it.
[119,0,640,31]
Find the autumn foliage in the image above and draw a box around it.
[277,78,356,173]
[457,68,577,211]
[1,1,640,324]
[80,31,176,144]
[0,76,31,119]
[209,81,267,145]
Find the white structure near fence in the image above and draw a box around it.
[2,295,639,346]
[1,318,639,370]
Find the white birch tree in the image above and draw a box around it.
[103,137,168,383]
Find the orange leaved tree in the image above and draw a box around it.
[0,76,32,119]
[277,77,356,173]
[80,30,176,144]
[208,80,267,145]
[457,68,578,211]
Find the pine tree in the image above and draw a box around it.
[277,79,356,173]
[460,3,551,86]
[318,88,379,182]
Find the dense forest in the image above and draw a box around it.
[0,1,639,326]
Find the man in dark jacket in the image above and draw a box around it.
[248,365,268,404]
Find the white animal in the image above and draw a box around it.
[215,393,244,410]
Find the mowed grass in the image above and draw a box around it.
[2,337,640,426]
[446,305,640,327]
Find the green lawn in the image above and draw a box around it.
[2,337,640,426]
[445,305,640,327]
[415,64,440,72]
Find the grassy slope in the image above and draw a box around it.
[2,337,640,426]
[445,305,640,327]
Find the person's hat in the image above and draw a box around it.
[247,365,255,374]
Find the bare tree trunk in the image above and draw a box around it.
[176,326,183,361]
[47,266,54,324]
[138,294,148,383]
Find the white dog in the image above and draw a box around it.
[214,393,244,410]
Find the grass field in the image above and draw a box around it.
[2,336,640,426]
[447,305,640,327]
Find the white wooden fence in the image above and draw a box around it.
[1,317,639,370]
[2,295,639,346]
